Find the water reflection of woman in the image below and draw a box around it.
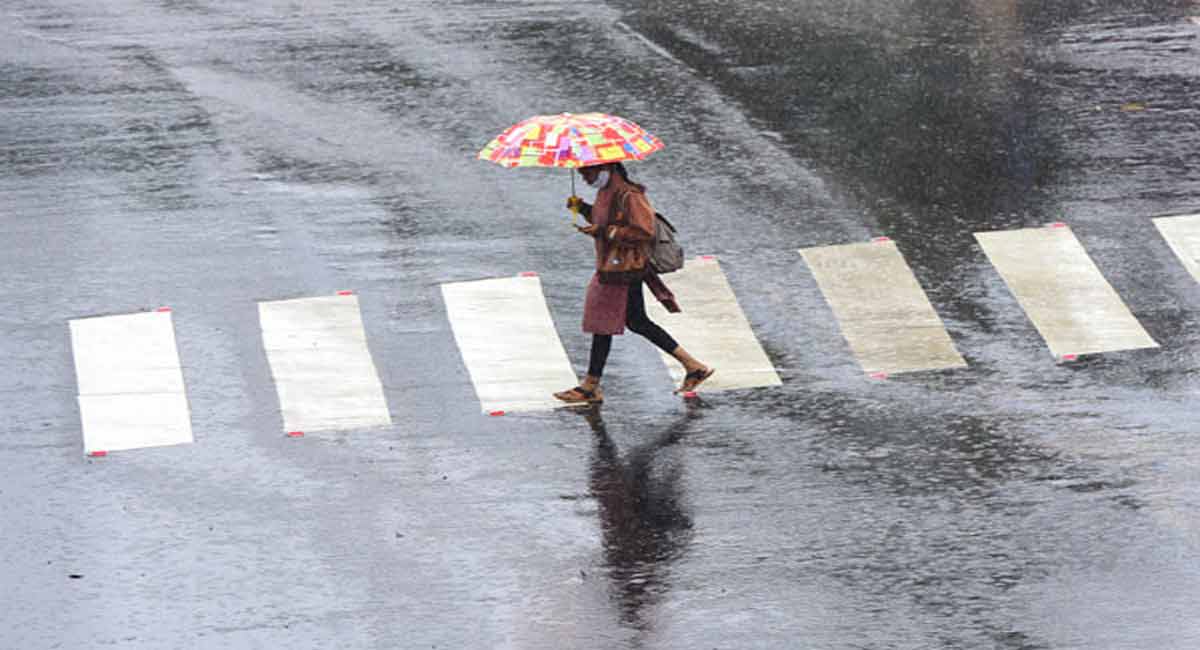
[582,409,695,630]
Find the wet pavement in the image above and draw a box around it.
[3,1,1200,648]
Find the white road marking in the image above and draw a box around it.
[975,225,1158,358]
[643,257,782,391]
[800,240,967,375]
[441,275,579,413]
[1153,213,1200,284]
[258,294,392,433]
[69,310,193,454]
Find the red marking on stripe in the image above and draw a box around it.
[156,307,172,312]
[1061,354,1078,361]
[869,372,889,380]
[682,391,698,399]
[1048,222,1067,229]
[88,451,108,457]
[699,255,716,261]
[489,410,506,417]
[337,290,354,296]
[872,236,891,242]
[287,431,304,438]
[519,272,538,277]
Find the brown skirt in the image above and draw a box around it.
[580,272,679,335]
[581,273,629,335]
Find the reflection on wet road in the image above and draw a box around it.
[3,0,1200,647]
[584,408,694,634]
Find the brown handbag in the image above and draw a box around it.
[598,244,650,284]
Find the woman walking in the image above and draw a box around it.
[554,162,714,405]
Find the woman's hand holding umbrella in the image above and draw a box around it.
[567,196,594,230]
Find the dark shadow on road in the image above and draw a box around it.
[578,406,697,633]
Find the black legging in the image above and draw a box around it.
[587,279,678,377]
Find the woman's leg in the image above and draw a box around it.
[626,280,715,392]
[555,334,609,403]
[587,334,613,378]
[624,280,678,353]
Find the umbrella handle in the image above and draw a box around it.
[569,168,579,225]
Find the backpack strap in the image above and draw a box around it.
[655,212,677,233]
[612,188,632,224]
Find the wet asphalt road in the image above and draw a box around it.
[4,1,1200,648]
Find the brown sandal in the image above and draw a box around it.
[677,367,715,394]
[554,385,604,404]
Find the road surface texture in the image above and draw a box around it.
[4,1,1200,648]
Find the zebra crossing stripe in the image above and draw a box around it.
[643,256,782,391]
[1152,214,1200,284]
[975,225,1159,358]
[258,294,392,434]
[441,275,578,413]
[800,240,967,375]
[69,310,193,455]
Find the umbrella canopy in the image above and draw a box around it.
[477,112,663,169]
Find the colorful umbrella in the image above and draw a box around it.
[477,112,664,169]
[477,112,664,222]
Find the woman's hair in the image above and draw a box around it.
[611,162,645,191]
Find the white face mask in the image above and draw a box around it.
[587,169,611,189]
